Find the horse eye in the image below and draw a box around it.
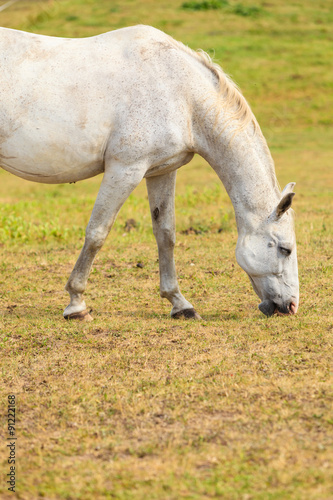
[279,246,291,256]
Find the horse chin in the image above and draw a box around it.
[258,300,276,317]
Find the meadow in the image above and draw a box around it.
[0,0,332,498]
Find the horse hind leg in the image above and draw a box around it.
[146,172,201,320]
[63,162,145,321]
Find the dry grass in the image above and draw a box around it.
[0,0,332,498]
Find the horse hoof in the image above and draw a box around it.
[171,308,202,320]
[64,310,93,322]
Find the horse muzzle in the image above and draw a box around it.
[258,299,298,317]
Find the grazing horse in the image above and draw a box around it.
[0,25,299,320]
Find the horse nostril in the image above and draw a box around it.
[290,302,298,315]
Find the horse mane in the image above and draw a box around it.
[166,33,280,192]
[168,36,259,135]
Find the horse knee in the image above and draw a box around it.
[85,227,108,250]
[155,227,176,248]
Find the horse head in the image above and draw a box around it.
[235,183,299,317]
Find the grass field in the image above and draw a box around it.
[0,0,332,499]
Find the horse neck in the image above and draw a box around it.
[193,99,281,234]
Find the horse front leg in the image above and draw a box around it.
[63,162,145,321]
[146,172,201,320]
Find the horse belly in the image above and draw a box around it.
[0,157,104,184]
[0,127,105,184]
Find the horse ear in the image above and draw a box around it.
[271,183,296,220]
[276,192,295,219]
[281,182,296,196]
[270,182,296,221]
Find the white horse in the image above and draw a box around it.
[0,25,299,320]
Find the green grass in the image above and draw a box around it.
[181,0,229,11]
[0,1,332,499]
